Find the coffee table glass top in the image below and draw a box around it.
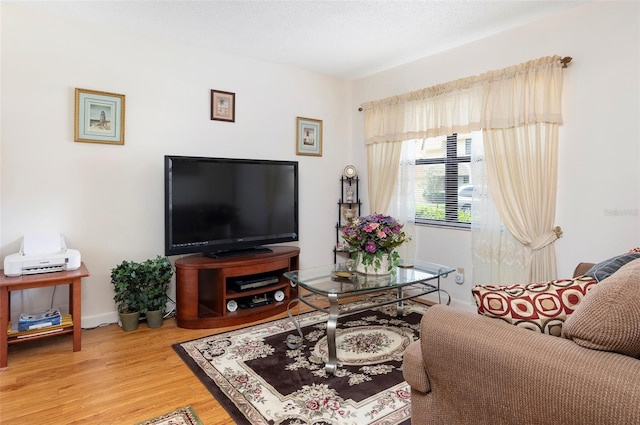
[283,261,454,295]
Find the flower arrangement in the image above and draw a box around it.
[341,214,410,273]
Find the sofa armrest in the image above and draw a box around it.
[573,262,595,277]
[402,340,430,393]
[414,304,640,425]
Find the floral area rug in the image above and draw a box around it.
[173,300,429,425]
[135,405,202,425]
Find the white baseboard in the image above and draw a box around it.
[448,299,477,312]
[81,311,119,329]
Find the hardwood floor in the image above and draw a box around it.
[0,308,309,425]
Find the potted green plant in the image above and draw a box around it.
[138,256,173,328]
[110,260,144,331]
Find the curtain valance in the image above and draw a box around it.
[361,55,565,144]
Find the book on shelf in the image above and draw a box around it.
[18,307,61,331]
[8,314,73,338]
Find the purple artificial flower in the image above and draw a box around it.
[340,214,409,255]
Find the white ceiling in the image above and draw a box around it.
[13,0,586,79]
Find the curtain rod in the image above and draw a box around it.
[357,56,573,112]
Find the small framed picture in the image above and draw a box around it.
[74,88,125,145]
[211,90,235,122]
[296,116,322,157]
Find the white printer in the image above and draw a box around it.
[3,233,81,277]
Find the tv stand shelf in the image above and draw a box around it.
[175,246,300,328]
[225,281,290,300]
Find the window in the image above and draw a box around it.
[413,133,472,228]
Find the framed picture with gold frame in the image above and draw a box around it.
[296,116,322,157]
[74,88,125,145]
[211,90,235,122]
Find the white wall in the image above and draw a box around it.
[2,2,639,322]
[1,4,351,327]
[351,1,640,310]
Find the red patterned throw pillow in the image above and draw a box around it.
[472,276,597,336]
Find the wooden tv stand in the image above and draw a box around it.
[175,246,300,329]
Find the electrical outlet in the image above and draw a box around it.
[455,267,464,284]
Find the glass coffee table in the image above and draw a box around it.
[283,261,454,375]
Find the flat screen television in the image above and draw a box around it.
[164,155,299,257]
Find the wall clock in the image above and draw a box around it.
[343,165,357,179]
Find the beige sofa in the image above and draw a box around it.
[403,259,640,425]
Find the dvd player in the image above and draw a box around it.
[230,275,279,291]
[239,293,274,309]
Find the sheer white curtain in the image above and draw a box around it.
[388,141,416,265]
[366,141,403,214]
[362,73,483,214]
[470,132,529,284]
[479,57,564,282]
[483,124,561,282]
[361,55,566,283]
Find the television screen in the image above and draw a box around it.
[165,156,299,257]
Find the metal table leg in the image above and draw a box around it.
[285,298,304,349]
[325,293,339,375]
[396,287,404,316]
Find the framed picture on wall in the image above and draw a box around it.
[296,116,322,157]
[74,88,125,145]
[211,90,235,122]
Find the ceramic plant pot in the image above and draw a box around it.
[119,311,140,331]
[355,252,392,275]
[145,310,164,329]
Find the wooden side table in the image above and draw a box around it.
[0,263,90,368]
